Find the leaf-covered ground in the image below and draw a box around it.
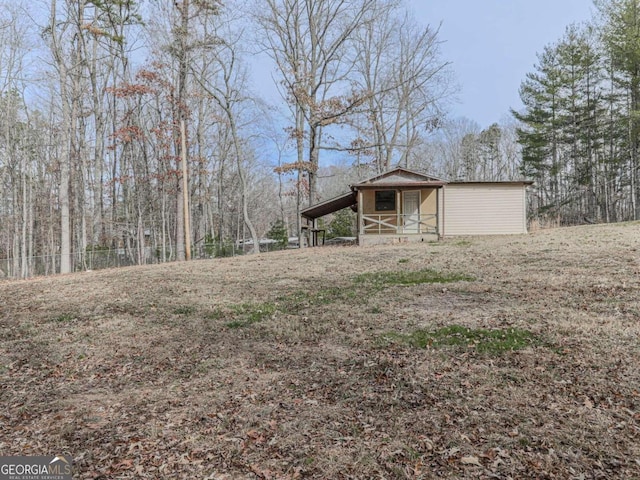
[1,223,639,479]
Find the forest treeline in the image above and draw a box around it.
[0,0,637,278]
[515,1,640,226]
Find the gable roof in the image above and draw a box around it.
[300,168,446,220]
[350,167,446,189]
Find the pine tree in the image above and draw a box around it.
[514,24,612,224]
[513,42,566,220]
[597,0,640,218]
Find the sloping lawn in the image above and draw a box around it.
[1,223,639,478]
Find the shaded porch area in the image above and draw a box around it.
[300,168,445,247]
[300,191,357,247]
[355,187,441,246]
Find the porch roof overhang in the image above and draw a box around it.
[300,191,357,220]
[351,181,446,189]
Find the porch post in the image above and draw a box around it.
[358,190,364,235]
[436,187,440,237]
[396,189,401,234]
[440,187,445,238]
[312,218,318,247]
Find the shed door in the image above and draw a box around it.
[403,191,420,233]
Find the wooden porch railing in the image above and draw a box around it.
[361,213,438,235]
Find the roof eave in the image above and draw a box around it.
[447,180,534,186]
[300,191,357,220]
[351,181,447,189]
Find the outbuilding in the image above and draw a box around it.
[300,167,532,246]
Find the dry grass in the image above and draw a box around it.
[1,223,640,479]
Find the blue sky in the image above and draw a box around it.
[410,0,596,127]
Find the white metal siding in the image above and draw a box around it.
[438,184,527,236]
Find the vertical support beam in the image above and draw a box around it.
[396,189,401,234]
[417,189,422,233]
[357,190,364,235]
[522,185,528,234]
[312,218,318,247]
[435,187,440,237]
[440,186,445,238]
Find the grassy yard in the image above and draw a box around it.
[1,223,639,478]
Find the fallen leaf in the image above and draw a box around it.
[460,455,482,467]
[250,464,273,479]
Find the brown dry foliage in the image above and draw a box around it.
[1,223,640,479]
[106,83,156,98]
[274,161,318,175]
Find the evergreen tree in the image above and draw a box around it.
[556,24,603,220]
[513,42,566,218]
[514,23,615,223]
[478,123,502,180]
[597,0,640,218]
[327,209,355,239]
[266,220,288,250]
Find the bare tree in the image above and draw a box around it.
[148,0,221,260]
[256,0,375,206]
[413,117,480,180]
[189,13,261,253]
[46,0,86,274]
[0,3,34,278]
[351,2,454,173]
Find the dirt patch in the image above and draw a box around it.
[1,223,639,478]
